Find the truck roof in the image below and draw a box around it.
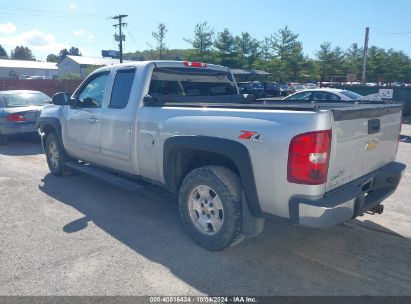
[93,60,231,74]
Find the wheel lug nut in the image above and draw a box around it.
[211,211,214,215]
[209,203,213,207]
[201,203,204,207]
[207,214,211,218]
[202,211,206,215]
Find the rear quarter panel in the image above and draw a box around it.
[137,106,333,218]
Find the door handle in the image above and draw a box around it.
[87,117,99,124]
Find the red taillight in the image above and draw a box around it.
[7,113,26,122]
[287,130,332,185]
[182,61,207,68]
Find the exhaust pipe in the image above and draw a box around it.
[366,204,384,215]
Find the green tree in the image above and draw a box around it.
[68,46,81,56]
[384,49,411,83]
[345,43,363,78]
[367,46,387,83]
[214,28,237,67]
[152,23,168,59]
[0,44,8,58]
[58,48,69,61]
[272,26,304,80]
[46,54,59,62]
[234,32,260,68]
[184,21,214,60]
[316,42,346,81]
[11,46,35,61]
[259,37,274,62]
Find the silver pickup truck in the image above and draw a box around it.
[37,61,405,250]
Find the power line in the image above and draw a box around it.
[125,28,139,50]
[375,31,411,35]
[0,5,111,19]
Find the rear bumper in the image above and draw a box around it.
[289,162,406,228]
[0,122,37,135]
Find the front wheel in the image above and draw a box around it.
[178,166,243,251]
[45,133,66,176]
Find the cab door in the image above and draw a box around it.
[64,71,109,155]
[100,68,136,161]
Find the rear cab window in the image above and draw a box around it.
[3,92,50,107]
[148,67,238,99]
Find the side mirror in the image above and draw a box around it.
[52,92,69,105]
[68,97,78,108]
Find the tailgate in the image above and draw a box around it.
[326,104,402,191]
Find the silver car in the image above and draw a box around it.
[0,90,50,145]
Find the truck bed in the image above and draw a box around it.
[145,94,403,119]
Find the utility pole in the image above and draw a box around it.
[361,27,370,85]
[112,14,128,63]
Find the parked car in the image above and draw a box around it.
[237,82,264,97]
[0,90,51,145]
[283,88,366,101]
[278,82,293,96]
[304,82,318,89]
[265,82,281,97]
[290,83,306,92]
[37,61,404,250]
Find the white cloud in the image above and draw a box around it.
[0,30,68,53]
[0,22,16,35]
[73,28,95,40]
[69,4,76,9]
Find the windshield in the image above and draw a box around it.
[340,90,364,100]
[149,67,238,97]
[4,92,51,108]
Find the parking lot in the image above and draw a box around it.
[0,125,410,296]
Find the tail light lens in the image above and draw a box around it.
[7,113,26,122]
[288,130,332,185]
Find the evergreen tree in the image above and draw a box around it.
[214,28,237,67]
[272,26,304,79]
[184,21,214,59]
[345,43,363,78]
[234,32,260,68]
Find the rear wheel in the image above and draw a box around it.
[178,166,243,251]
[45,133,66,176]
[0,133,8,145]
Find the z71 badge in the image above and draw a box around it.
[239,130,264,143]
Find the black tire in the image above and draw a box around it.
[178,166,243,251]
[0,133,8,145]
[45,132,66,176]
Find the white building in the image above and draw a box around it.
[58,55,131,79]
[0,59,58,79]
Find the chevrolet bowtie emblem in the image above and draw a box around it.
[365,140,379,151]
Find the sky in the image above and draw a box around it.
[0,0,410,61]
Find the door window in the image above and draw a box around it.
[110,69,136,109]
[77,72,109,108]
[312,91,341,101]
[286,91,312,100]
